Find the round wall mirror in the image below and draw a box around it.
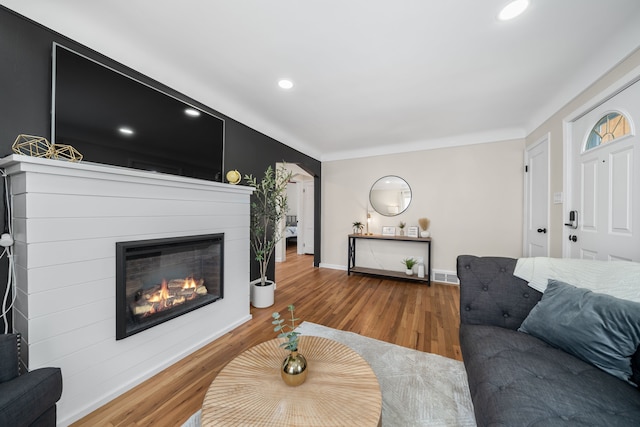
[369,176,412,216]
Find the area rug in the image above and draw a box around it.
[296,322,476,426]
[183,322,476,426]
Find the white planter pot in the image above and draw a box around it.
[405,268,414,276]
[420,231,430,238]
[250,278,276,308]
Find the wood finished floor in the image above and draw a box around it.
[72,245,462,426]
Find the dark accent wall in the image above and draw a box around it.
[0,6,321,327]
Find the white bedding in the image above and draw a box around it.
[514,257,640,303]
[285,226,297,238]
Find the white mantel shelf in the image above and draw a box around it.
[0,154,254,195]
[0,155,253,425]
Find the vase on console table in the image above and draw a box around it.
[418,217,430,239]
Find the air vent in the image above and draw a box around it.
[432,270,459,285]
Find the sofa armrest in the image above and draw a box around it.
[0,334,20,383]
[457,255,542,330]
[0,367,62,426]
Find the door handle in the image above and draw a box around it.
[564,210,578,229]
[537,228,547,234]
[568,235,577,242]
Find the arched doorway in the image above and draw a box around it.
[275,162,315,264]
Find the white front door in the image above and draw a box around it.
[568,80,640,261]
[524,136,549,257]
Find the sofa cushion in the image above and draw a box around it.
[518,280,640,385]
[457,256,542,330]
[461,324,640,426]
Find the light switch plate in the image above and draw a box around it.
[553,192,563,204]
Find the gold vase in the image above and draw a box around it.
[281,350,308,386]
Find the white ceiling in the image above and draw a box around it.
[4,0,640,161]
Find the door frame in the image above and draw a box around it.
[302,179,314,255]
[562,63,640,258]
[523,133,550,256]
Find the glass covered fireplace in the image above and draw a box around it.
[116,234,224,340]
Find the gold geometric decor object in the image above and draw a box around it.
[12,134,54,158]
[11,134,83,162]
[51,144,83,162]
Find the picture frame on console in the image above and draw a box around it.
[382,226,396,236]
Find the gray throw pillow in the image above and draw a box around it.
[519,279,640,385]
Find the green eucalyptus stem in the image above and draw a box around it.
[272,304,300,351]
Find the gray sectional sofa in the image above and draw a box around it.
[457,255,640,426]
[0,333,62,426]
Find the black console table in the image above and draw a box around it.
[347,234,431,286]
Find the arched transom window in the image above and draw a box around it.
[585,111,631,151]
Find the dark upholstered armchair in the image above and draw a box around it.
[0,334,63,426]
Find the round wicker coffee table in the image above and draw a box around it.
[201,335,382,426]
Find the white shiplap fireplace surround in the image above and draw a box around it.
[0,155,254,425]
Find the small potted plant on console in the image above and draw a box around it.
[352,221,364,234]
[401,257,417,275]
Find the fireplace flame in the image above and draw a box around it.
[134,276,207,317]
[182,277,197,290]
[148,280,170,303]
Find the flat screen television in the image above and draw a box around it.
[51,43,224,182]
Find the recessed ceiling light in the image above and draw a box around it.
[119,127,134,135]
[498,0,529,21]
[184,108,201,117]
[278,79,294,90]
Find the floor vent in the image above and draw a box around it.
[433,270,459,285]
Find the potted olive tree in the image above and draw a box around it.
[245,164,293,308]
